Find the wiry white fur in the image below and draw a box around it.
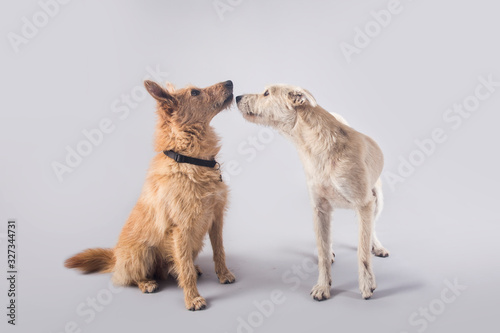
[237,85,389,300]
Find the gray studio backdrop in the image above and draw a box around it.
[1,0,499,332]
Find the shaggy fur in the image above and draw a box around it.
[66,80,235,311]
[236,85,389,300]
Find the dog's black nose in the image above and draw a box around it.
[224,80,233,88]
[236,95,242,103]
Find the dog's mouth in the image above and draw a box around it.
[223,94,233,105]
[244,110,260,118]
[214,94,233,110]
[236,100,262,120]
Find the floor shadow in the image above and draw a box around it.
[335,241,358,252]
[166,251,422,303]
[331,288,361,299]
[331,279,425,300]
[156,276,178,293]
[371,282,425,299]
[331,280,360,299]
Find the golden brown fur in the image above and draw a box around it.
[65,80,235,311]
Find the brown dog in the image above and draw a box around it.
[65,80,235,311]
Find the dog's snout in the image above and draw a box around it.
[224,80,233,89]
[236,95,243,103]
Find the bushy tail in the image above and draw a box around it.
[65,248,115,274]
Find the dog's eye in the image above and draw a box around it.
[264,90,269,97]
[191,89,200,96]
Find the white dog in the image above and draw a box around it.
[236,85,389,300]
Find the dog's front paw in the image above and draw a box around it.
[217,270,236,284]
[360,284,375,300]
[372,246,390,258]
[310,284,331,301]
[359,274,376,300]
[138,280,159,294]
[186,296,207,311]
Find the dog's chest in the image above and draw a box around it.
[200,182,226,210]
[187,186,224,238]
[298,151,353,209]
[299,148,333,179]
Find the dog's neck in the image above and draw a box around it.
[155,123,221,160]
[286,105,343,156]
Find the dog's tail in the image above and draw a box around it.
[65,248,115,274]
[372,178,384,221]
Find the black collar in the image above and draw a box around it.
[163,150,218,168]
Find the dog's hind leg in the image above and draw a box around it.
[356,199,377,299]
[112,245,159,294]
[371,179,389,258]
[310,196,333,301]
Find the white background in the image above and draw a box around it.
[1,0,499,332]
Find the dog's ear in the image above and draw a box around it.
[165,82,176,93]
[288,88,317,107]
[144,80,177,106]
